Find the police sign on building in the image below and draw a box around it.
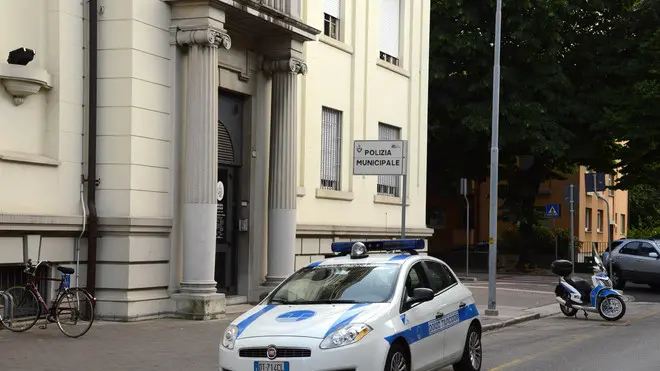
[353,140,407,175]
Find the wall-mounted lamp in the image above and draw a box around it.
[1,47,52,106]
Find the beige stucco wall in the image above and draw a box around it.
[296,0,430,232]
[0,0,84,216]
[1,0,432,318]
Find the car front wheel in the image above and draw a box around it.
[453,323,482,371]
[611,268,626,290]
[384,342,410,371]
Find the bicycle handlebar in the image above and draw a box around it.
[24,259,53,275]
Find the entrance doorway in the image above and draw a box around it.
[215,91,244,295]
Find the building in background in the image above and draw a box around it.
[0,0,432,320]
[427,166,629,260]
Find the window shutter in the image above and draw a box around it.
[321,107,342,190]
[377,123,401,196]
[380,0,400,58]
[324,0,341,18]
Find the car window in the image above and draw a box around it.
[619,242,640,256]
[639,243,658,257]
[609,240,624,251]
[425,261,458,294]
[405,262,429,298]
[269,264,401,304]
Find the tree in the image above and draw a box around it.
[628,184,660,229]
[427,0,626,268]
[590,0,660,189]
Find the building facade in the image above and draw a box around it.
[427,166,629,255]
[0,0,432,320]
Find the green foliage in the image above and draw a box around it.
[629,184,660,229]
[596,0,660,189]
[499,225,577,257]
[628,227,660,239]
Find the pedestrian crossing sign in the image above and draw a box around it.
[545,204,561,218]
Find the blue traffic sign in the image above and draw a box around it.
[545,204,561,218]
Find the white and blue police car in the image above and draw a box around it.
[219,239,482,371]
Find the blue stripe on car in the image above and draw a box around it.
[307,260,322,268]
[236,304,277,338]
[388,255,409,262]
[324,303,371,337]
[384,303,479,345]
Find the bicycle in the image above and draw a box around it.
[0,259,96,338]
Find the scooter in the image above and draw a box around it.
[551,247,626,321]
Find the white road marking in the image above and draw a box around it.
[465,285,555,295]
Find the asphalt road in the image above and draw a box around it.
[466,274,660,304]
[439,302,660,371]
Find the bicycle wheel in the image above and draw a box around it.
[0,286,41,332]
[55,288,95,338]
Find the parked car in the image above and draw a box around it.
[601,238,629,262]
[602,239,660,290]
[219,239,483,371]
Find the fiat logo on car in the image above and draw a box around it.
[266,345,277,360]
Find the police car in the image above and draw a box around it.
[219,239,482,371]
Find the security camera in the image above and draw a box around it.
[7,47,35,66]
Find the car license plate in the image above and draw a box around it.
[254,361,289,371]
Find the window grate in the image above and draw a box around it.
[321,107,342,191]
[377,123,400,197]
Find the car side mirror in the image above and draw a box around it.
[406,288,434,307]
[259,292,270,301]
[650,252,659,259]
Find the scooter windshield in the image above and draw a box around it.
[592,247,605,271]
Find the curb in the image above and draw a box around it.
[483,311,558,332]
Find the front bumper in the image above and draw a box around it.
[219,335,390,371]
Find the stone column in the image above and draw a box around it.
[171,25,231,319]
[263,58,307,284]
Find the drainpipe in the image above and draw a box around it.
[86,0,99,299]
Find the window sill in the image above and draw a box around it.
[315,188,354,201]
[0,150,60,167]
[297,187,306,197]
[319,35,354,55]
[373,194,410,206]
[377,59,410,78]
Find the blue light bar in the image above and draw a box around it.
[331,239,425,253]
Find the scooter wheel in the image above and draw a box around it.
[597,295,626,321]
[560,303,577,317]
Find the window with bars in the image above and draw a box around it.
[380,0,401,66]
[321,107,342,190]
[377,123,401,196]
[324,0,341,40]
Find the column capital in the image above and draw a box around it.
[263,57,308,76]
[171,25,231,50]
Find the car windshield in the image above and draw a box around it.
[269,264,401,304]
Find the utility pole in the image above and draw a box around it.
[486,0,503,317]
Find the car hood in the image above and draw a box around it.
[233,303,388,340]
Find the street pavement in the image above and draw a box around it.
[439,301,660,371]
[1,275,659,370]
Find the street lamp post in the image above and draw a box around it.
[486,0,503,316]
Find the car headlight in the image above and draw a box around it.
[222,325,238,350]
[319,323,372,349]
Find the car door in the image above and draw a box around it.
[615,241,641,280]
[400,261,441,371]
[421,260,464,367]
[635,242,660,283]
